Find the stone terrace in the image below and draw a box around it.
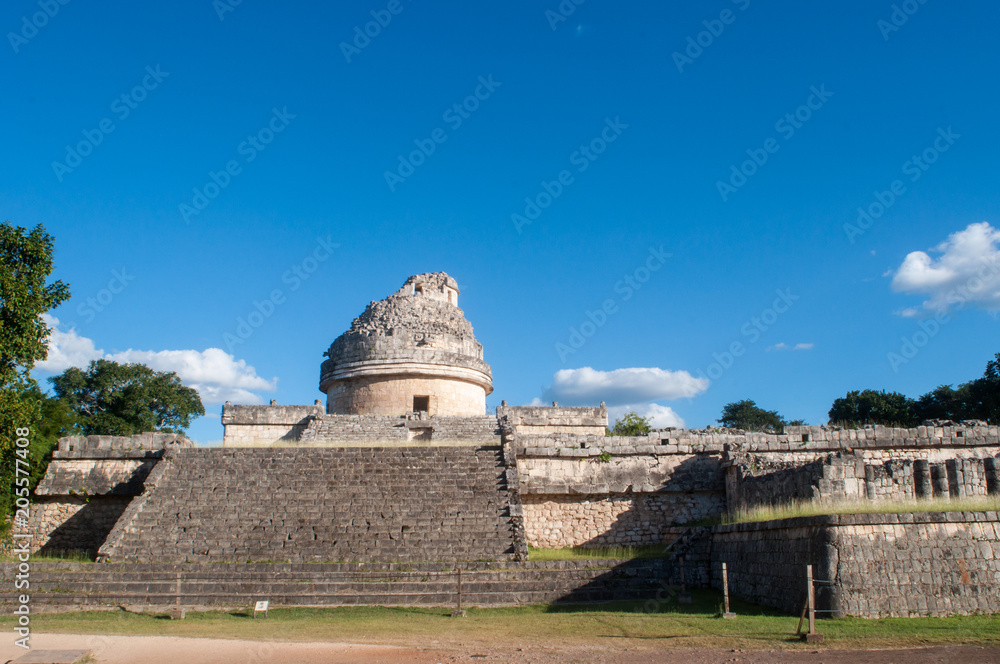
[99,446,521,563]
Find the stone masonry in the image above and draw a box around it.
[319,273,493,417]
[98,446,523,564]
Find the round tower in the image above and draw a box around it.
[319,273,493,416]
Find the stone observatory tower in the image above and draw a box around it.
[319,273,493,416]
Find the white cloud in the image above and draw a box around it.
[35,316,276,405]
[36,314,104,371]
[890,222,1000,314]
[608,403,685,429]
[542,366,708,406]
[766,342,814,352]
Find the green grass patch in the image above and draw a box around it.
[725,496,1000,525]
[0,551,95,564]
[1,590,996,650]
[528,544,666,560]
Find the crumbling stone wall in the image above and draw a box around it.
[711,512,1000,617]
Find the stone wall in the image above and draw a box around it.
[222,403,324,446]
[523,493,724,549]
[711,511,1000,617]
[516,433,725,548]
[497,405,608,435]
[26,434,190,555]
[27,496,132,556]
[729,450,1000,511]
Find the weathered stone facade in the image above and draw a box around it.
[711,512,1000,617]
[523,493,724,549]
[19,272,1000,618]
[319,273,492,417]
[27,434,192,556]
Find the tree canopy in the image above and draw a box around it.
[608,411,652,436]
[718,399,791,433]
[50,359,205,435]
[828,389,916,427]
[0,222,70,528]
[830,353,1000,426]
[0,223,70,386]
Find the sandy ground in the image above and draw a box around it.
[2,635,1000,664]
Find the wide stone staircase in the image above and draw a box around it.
[100,446,519,563]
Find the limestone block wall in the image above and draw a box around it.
[326,375,486,417]
[523,493,725,549]
[27,496,132,555]
[497,405,608,435]
[730,451,1000,511]
[517,434,726,548]
[711,512,1000,617]
[222,403,324,446]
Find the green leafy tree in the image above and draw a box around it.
[718,399,788,433]
[0,222,70,528]
[50,359,205,435]
[828,389,916,427]
[608,411,652,436]
[913,353,1000,424]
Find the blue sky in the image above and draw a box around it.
[6,1,1000,443]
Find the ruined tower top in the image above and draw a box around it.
[318,273,493,416]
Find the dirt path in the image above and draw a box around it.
[3,635,999,664]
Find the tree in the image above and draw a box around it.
[50,359,205,435]
[828,389,916,427]
[913,353,1000,424]
[0,222,70,529]
[718,400,788,433]
[608,411,652,436]
[0,223,70,386]
[912,384,972,422]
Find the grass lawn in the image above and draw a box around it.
[3,590,997,651]
[527,545,666,560]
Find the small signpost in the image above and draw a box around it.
[253,600,269,618]
[678,557,692,605]
[721,562,736,619]
[801,565,824,643]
